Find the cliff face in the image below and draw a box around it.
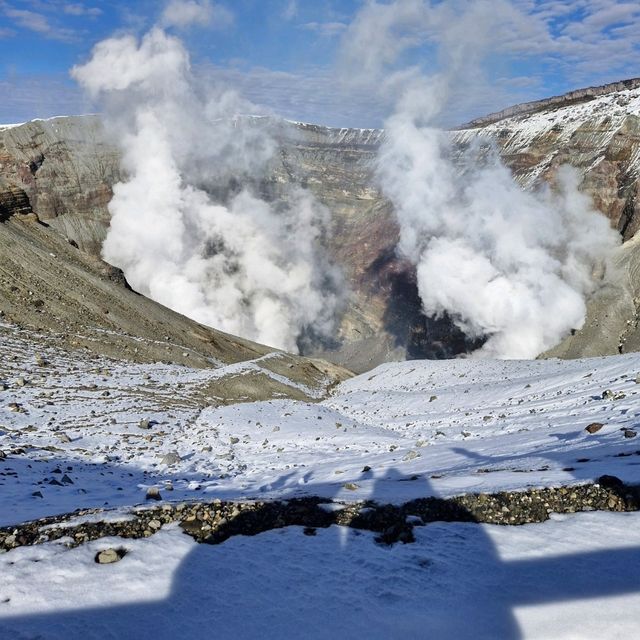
[3,79,640,368]
[0,117,118,253]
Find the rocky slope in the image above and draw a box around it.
[4,78,640,368]
[0,121,350,397]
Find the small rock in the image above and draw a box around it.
[361,465,372,473]
[138,418,153,430]
[56,433,71,443]
[32,491,43,498]
[403,450,420,461]
[95,548,125,564]
[229,436,240,445]
[15,377,27,387]
[343,482,359,491]
[429,395,437,402]
[602,389,615,400]
[160,451,181,466]
[146,487,162,501]
[0,450,6,460]
[585,422,604,434]
[148,519,162,530]
[34,354,48,367]
[623,429,637,439]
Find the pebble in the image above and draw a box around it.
[145,487,162,501]
[95,548,123,564]
[160,451,181,466]
[585,422,604,434]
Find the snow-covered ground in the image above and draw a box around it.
[2,325,640,524]
[2,322,640,638]
[1,512,640,639]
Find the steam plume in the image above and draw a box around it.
[343,0,620,358]
[72,24,341,353]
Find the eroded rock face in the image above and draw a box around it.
[0,117,119,253]
[4,79,640,368]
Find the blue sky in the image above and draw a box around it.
[1,0,640,127]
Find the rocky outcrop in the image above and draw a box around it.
[0,117,119,253]
[0,184,32,221]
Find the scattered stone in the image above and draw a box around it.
[15,377,27,387]
[403,450,420,462]
[95,548,126,564]
[229,437,240,445]
[55,433,71,443]
[148,519,162,530]
[160,451,181,466]
[34,354,48,367]
[138,419,153,430]
[624,430,637,439]
[0,450,5,460]
[586,422,604,434]
[361,466,371,473]
[145,487,162,501]
[61,474,74,485]
[602,389,615,400]
[429,395,437,402]
[343,482,359,491]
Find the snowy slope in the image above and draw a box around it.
[2,320,640,639]
[2,322,640,525]
[455,85,640,188]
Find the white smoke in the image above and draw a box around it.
[343,0,620,359]
[72,25,341,353]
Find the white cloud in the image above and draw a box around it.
[63,3,101,17]
[1,2,76,41]
[0,74,87,123]
[300,21,347,37]
[160,0,233,30]
[282,0,297,21]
